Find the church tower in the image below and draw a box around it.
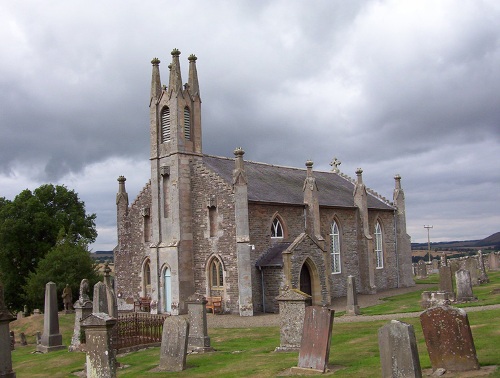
[148,49,202,314]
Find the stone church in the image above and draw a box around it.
[114,48,414,316]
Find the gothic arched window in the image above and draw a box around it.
[161,106,170,143]
[375,221,384,268]
[209,258,224,288]
[184,106,191,140]
[271,217,284,239]
[143,259,151,296]
[330,221,341,273]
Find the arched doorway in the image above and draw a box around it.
[300,264,312,297]
[299,259,322,305]
[164,267,172,313]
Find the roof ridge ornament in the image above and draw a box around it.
[330,157,341,173]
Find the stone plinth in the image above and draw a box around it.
[420,306,479,372]
[159,317,190,372]
[378,320,422,378]
[37,282,65,353]
[186,293,212,352]
[82,313,117,378]
[346,275,360,315]
[275,288,310,352]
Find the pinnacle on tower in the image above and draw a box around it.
[168,48,183,94]
[188,54,200,97]
[150,57,162,103]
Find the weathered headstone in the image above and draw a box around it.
[420,306,479,372]
[35,331,41,345]
[431,258,439,272]
[81,313,117,378]
[378,320,422,378]
[20,332,27,346]
[477,250,489,284]
[488,252,499,271]
[346,275,360,315]
[420,291,450,309]
[16,312,23,320]
[159,317,190,372]
[69,279,93,352]
[438,265,455,301]
[275,287,310,352]
[0,280,16,378]
[449,260,460,278]
[455,269,477,302]
[440,253,448,267]
[292,306,334,374]
[36,282,65,353]
[186,293,213,352]
[465,257,479,286]
[416,260,427,279]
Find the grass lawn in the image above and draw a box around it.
[9,270,500,377]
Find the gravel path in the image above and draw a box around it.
[207,284,500,328]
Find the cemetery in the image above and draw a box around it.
[3,254,500,377]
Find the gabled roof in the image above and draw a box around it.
[255,242,292,268]
[202,155,394,210]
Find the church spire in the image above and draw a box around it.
[150,58,162,105]
[168,48,182,94]
[188,54,200,97]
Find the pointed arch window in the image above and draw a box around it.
[184,106,191,140]
[144,259,152,296]
[330,221,341,273]
[209,258,224,288]
[271,217,284,239]
[375,221,383,268]
[161,106,171,143]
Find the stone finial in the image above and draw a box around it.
[171,48,181,56]
[394,174,401,189]
[305,160,314,169]
[188,54,197,62]
[330,157,341,173]
[151,57,160,65]
[355,168,364,185]
[234,147,245,157]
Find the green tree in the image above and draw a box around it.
[0,184,97,310]
[23,238,101,310]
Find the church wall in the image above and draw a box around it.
[114,185,152,311]
[261,267,284,313]
[190,159,240,313]
[370,211,399,290]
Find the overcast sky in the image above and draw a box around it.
[1,0,499,251]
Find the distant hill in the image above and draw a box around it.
[411,232,500,251]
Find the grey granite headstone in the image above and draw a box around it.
[275,287,310,352]
[488,252,499,271]
[420,306,479,372]
[464,257,479,286]
[0,280,16,378]
[159,317,190,372]
[346,275,360,315]
[36,282,65,353]
[81,313,117,378]
[455,269,477,302]
[378,320,422,378]
[69,279,93,352]
[186,293,212,352]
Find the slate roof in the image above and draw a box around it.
[202,155,394,210]
[255,242,291,268]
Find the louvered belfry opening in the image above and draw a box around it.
[184,106,191,140]
[161,106,170,143]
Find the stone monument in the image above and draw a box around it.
[275,287,310,352]
[477,250,489,284]
[36,282,65,353]
[455,269,477,302]
[159,317,190,372]
[69,279,93,352]
[186,293,212,352]
[346,275,360,315]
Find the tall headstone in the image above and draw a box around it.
[275,287,310,352]
[477,250,489,284]
[292,306,334,374]
[36,282,65,353]
[431,258,439,272]
[438,265,455,301]
[378,320,422,378]
[186,293,212,352]
[464,257,479,286]
[420,306,479,372]
[488,252,499,271]
[440,253,448,267]
[69,279,93,352]
[159,317,190,372]
[81,313,117,378]
[346,275,360,315]
[0,280,16,378]
[455,269,477,302]
[416,260,427,279]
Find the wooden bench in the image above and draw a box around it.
[206,296,222,314]
[134,297,151,312]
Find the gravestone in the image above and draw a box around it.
[186,293,213,352]
[416,260,427,279]
[36,282,65,353]
[346,275,360,315]
[292,306,334,374]
[465,257,479,286]
[438,265,455,301]
[378,320,422,378]
[440,253,448,267]
[16,312,23,320]
[431,259,439,272]
[420,291,450,309]
[420,306,479,372]
[488,253,499,271]
[20,332,27,346]
[275,287,310,352]
[33,309,41,315]
[69,279,93,352]
[455,269,477,302]
[35,332,41,345]
[159,317,190,372]
[0,280,16,378]
[81,313,117,378]
[449,260,460,278]
[477,250,489,284]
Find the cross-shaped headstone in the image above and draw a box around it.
[330,157,341,173]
